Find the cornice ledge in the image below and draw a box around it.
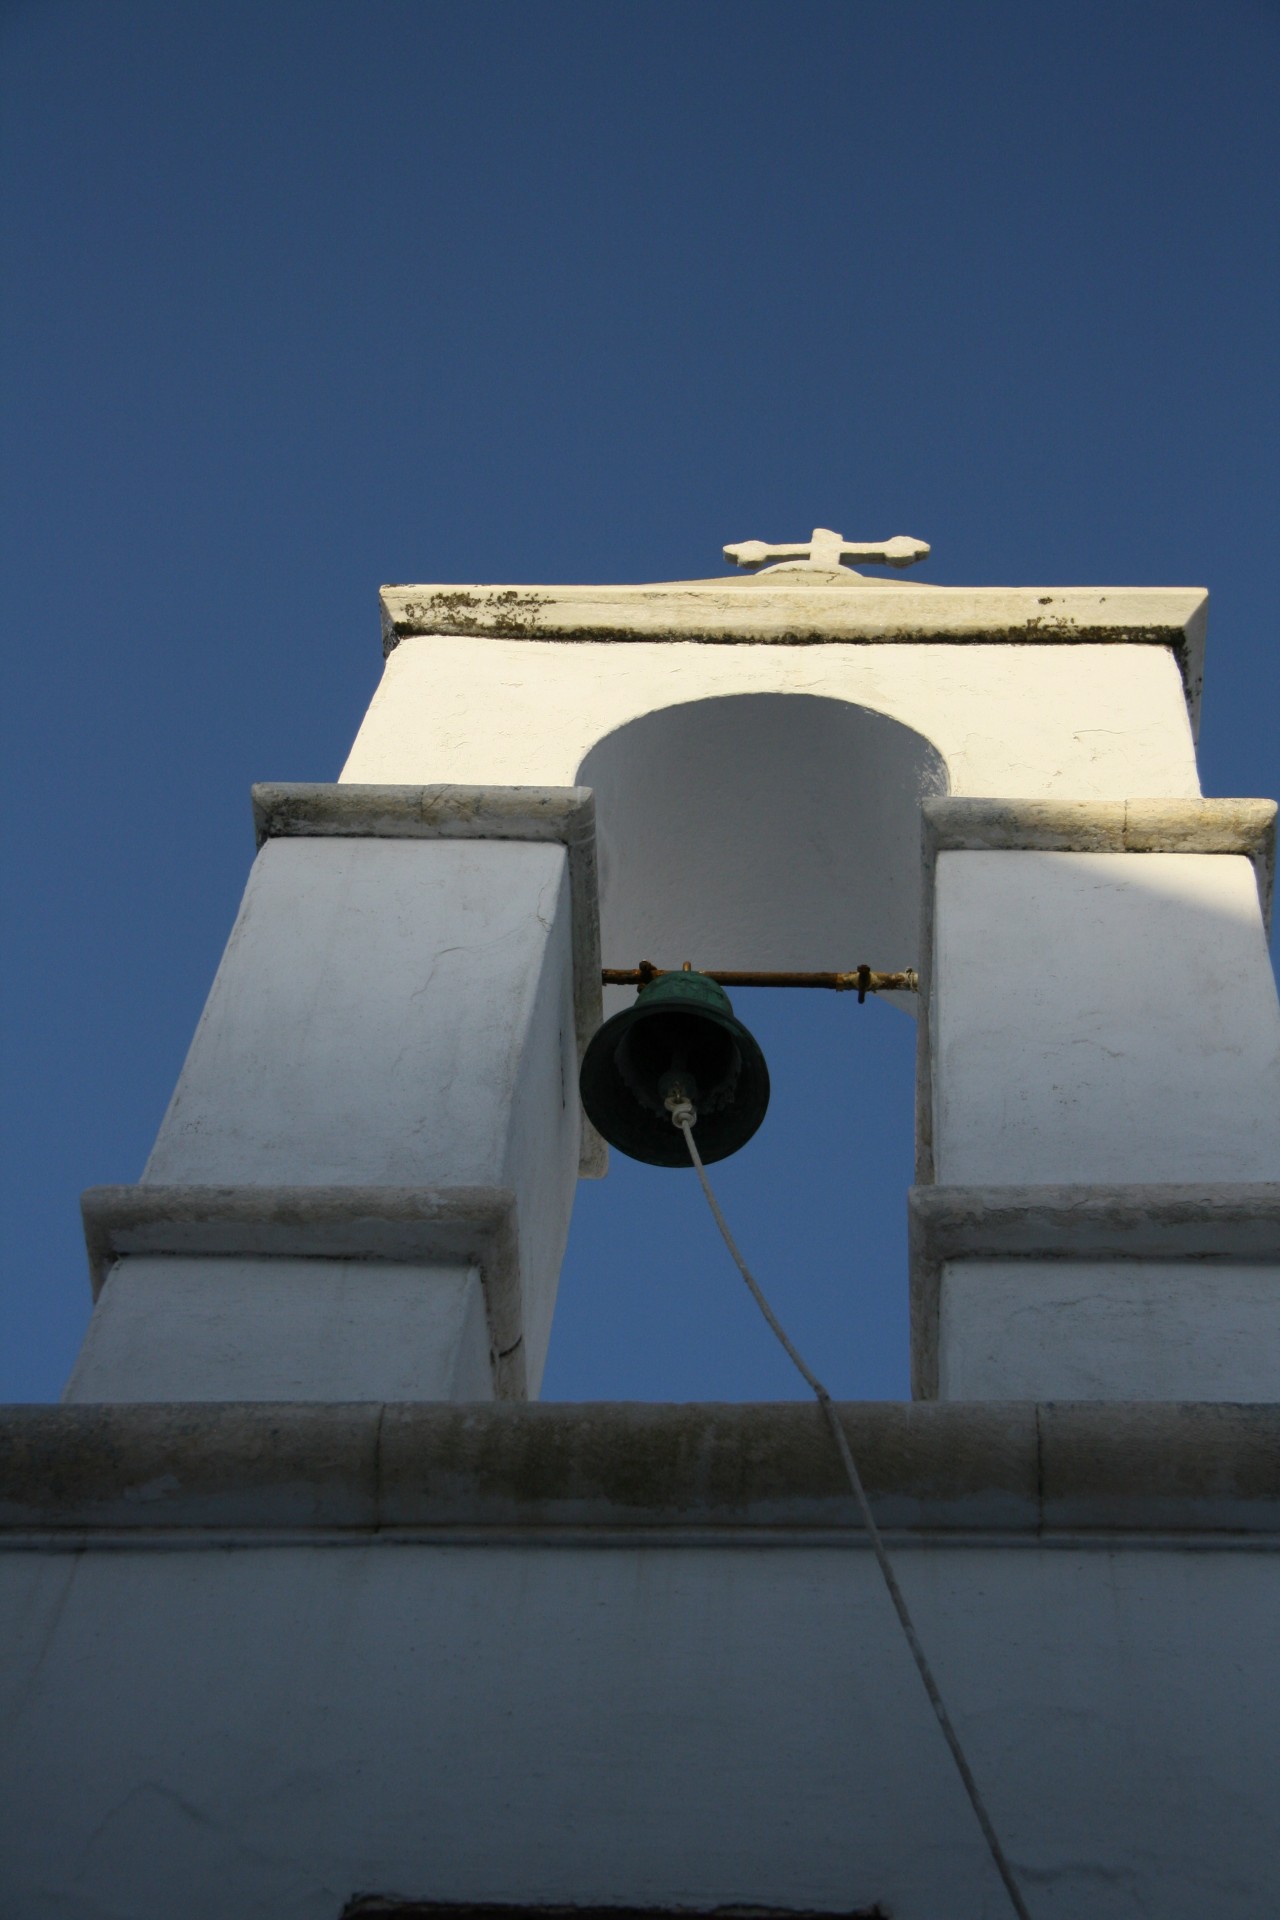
[2,1400,1275,1540]
[379,581,1207,649]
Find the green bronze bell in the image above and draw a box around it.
[579,970,770,1167]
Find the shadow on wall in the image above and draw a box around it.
[578,694,949,1002]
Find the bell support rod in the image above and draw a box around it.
[602,962,919,995]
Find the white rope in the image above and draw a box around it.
[667,1098,1033,1920]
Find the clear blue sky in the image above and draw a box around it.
[2,0,1277,1403]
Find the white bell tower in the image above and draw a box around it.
[4,531,1278,1920]
[70,529,1279,1405]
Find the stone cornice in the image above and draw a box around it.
[378,581,1209,723]
[1,1401,1275,1541]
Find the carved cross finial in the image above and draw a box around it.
[723,527,930,574]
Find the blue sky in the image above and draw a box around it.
[2,0,1277,1402]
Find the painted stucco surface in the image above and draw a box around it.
[931,850,1280,1186]
[64,1256,493,1402]
[341,635,1202,801]
[145,837,576,1194]
[107,835,582,1398]
[939,1259,1280,1399]
[1,1536,1274,1920]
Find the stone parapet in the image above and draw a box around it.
[2,1399,1276,1541]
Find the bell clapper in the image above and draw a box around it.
[663,1085,697,1131]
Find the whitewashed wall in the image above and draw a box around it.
[1,1535,1274,1920]
[65,1255,493,1401]
[344,633,1201,801]
[70,834,582,1402]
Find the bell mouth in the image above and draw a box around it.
[614,1009,743,1117]
[579,971,771,1167]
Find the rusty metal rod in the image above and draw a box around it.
[602,962,919,994]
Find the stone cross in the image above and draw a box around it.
[723,527,930,573]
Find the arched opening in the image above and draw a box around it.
[581,693,947,992]
[544,695,949,1402]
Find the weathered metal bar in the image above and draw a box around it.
[602,962,919,994]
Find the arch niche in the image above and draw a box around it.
[576,694,949,1010]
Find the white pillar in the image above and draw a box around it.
[913,797,1280,1399]
[68,785,603,1403]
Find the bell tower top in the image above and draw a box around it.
[375,546,1208,735]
